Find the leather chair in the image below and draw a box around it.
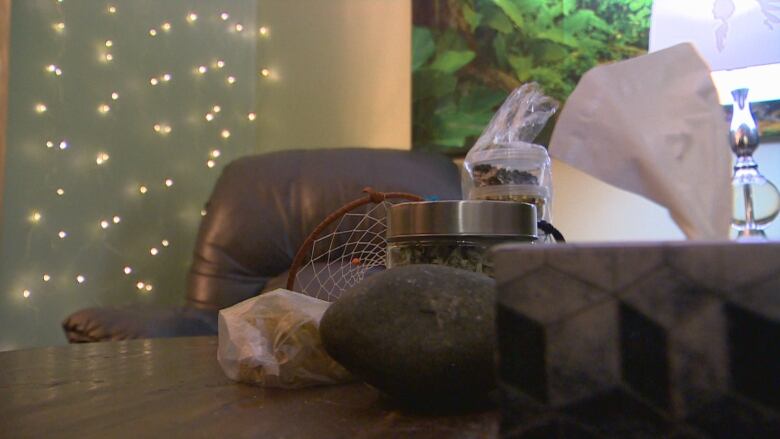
[62,148,462,342]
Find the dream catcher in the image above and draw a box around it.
[285,188,423,301]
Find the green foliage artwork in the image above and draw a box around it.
[412,0,652,152]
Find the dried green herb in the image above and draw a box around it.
[389,241,494,276]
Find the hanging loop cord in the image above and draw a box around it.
[537,220,566,243]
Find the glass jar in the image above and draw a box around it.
[386,201,537,276]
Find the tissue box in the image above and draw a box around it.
[493,242,780,438]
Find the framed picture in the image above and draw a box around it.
[412,0,780,153]
[411,0,653,154]
[747,100,780,142]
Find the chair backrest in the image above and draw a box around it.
[185,148,462,310]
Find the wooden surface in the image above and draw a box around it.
[0,337,498,438]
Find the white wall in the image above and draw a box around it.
[551,141,780,242]
[256,0,410,151]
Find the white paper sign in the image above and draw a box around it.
[649,0,780,71]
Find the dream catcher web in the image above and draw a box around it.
[297,202,389,301]
[286,189,423,302]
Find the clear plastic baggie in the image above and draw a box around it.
[461,83,558,222]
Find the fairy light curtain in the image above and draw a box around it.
[0,0,270,350]
[0,0,9,222]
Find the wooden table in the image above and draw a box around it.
[0,337,498,438]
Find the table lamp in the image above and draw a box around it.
[649,0,780,238]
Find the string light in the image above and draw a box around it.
[148,74,169,86]
[46,64,62,76]
[260,68,270,77]
[153,123,172,134]
[13,4,264,330]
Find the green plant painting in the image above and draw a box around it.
[412,0,652,153]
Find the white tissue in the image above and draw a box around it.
[549,43,731,240]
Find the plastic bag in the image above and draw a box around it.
[217,288,352,388]
[462,83,558,221]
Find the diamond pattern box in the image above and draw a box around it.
[493,242,780,438]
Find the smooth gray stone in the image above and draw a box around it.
[320,264,496,405]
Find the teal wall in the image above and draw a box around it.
[0,0,412,351]
[0,0,261,350]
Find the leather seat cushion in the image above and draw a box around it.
[186,148,461,310]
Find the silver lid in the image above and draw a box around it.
[387,200,537,239]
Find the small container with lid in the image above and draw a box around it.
[463,142,552,221]
[386,200,537,276]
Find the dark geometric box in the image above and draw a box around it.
[493,242,780,439]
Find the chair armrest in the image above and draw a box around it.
[62,305,218,343]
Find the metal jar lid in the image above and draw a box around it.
[387,200,537,239]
